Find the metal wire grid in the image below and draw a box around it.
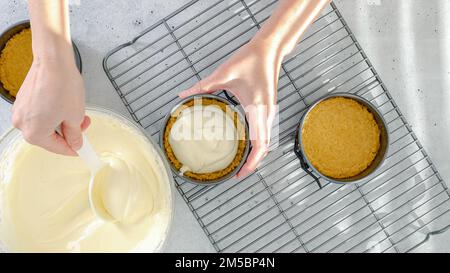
[103,0,450,252]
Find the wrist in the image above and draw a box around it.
[248,36,285,64]
[32,34,74,63]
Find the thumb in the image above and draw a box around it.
[236,105,272,179]
[179,74,226,98]
[62,120,84,151]
[236,141,268,179]
[80,115,91,132]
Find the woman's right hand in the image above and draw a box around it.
[12,55,90,156]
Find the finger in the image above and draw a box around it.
[236,141,268,179]
[236,105,272,179]
[39,132,78,156]
[246,104,272,146]
[62,120,84,151]
[179,74,225,98]
[80,115,91,132]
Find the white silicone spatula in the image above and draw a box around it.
[56,127,113,222]
[77,134,114,222]
[76,134,103,173]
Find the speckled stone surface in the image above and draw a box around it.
[0,0,448,252]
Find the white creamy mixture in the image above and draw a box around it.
[0,111,172,252]
[169,105,238,174]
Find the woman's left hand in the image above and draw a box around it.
[179,40,283,179]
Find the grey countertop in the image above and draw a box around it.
[0,0,449,252]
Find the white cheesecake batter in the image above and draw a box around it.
[0,110,172,252]
[168,105,238,174]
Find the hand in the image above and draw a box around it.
[179,41,282,178]
[12,56,90,156]
[178,0,330,178]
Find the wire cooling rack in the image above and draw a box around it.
[103,0,450,252]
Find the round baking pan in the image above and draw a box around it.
[0,20,82,104]
[296,92,389,185]
[160,93,250,186]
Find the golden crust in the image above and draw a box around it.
[163,98,247,182]
[0,28,33,97]
[302,97,380,179]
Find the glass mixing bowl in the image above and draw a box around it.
[0,106,175,252]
